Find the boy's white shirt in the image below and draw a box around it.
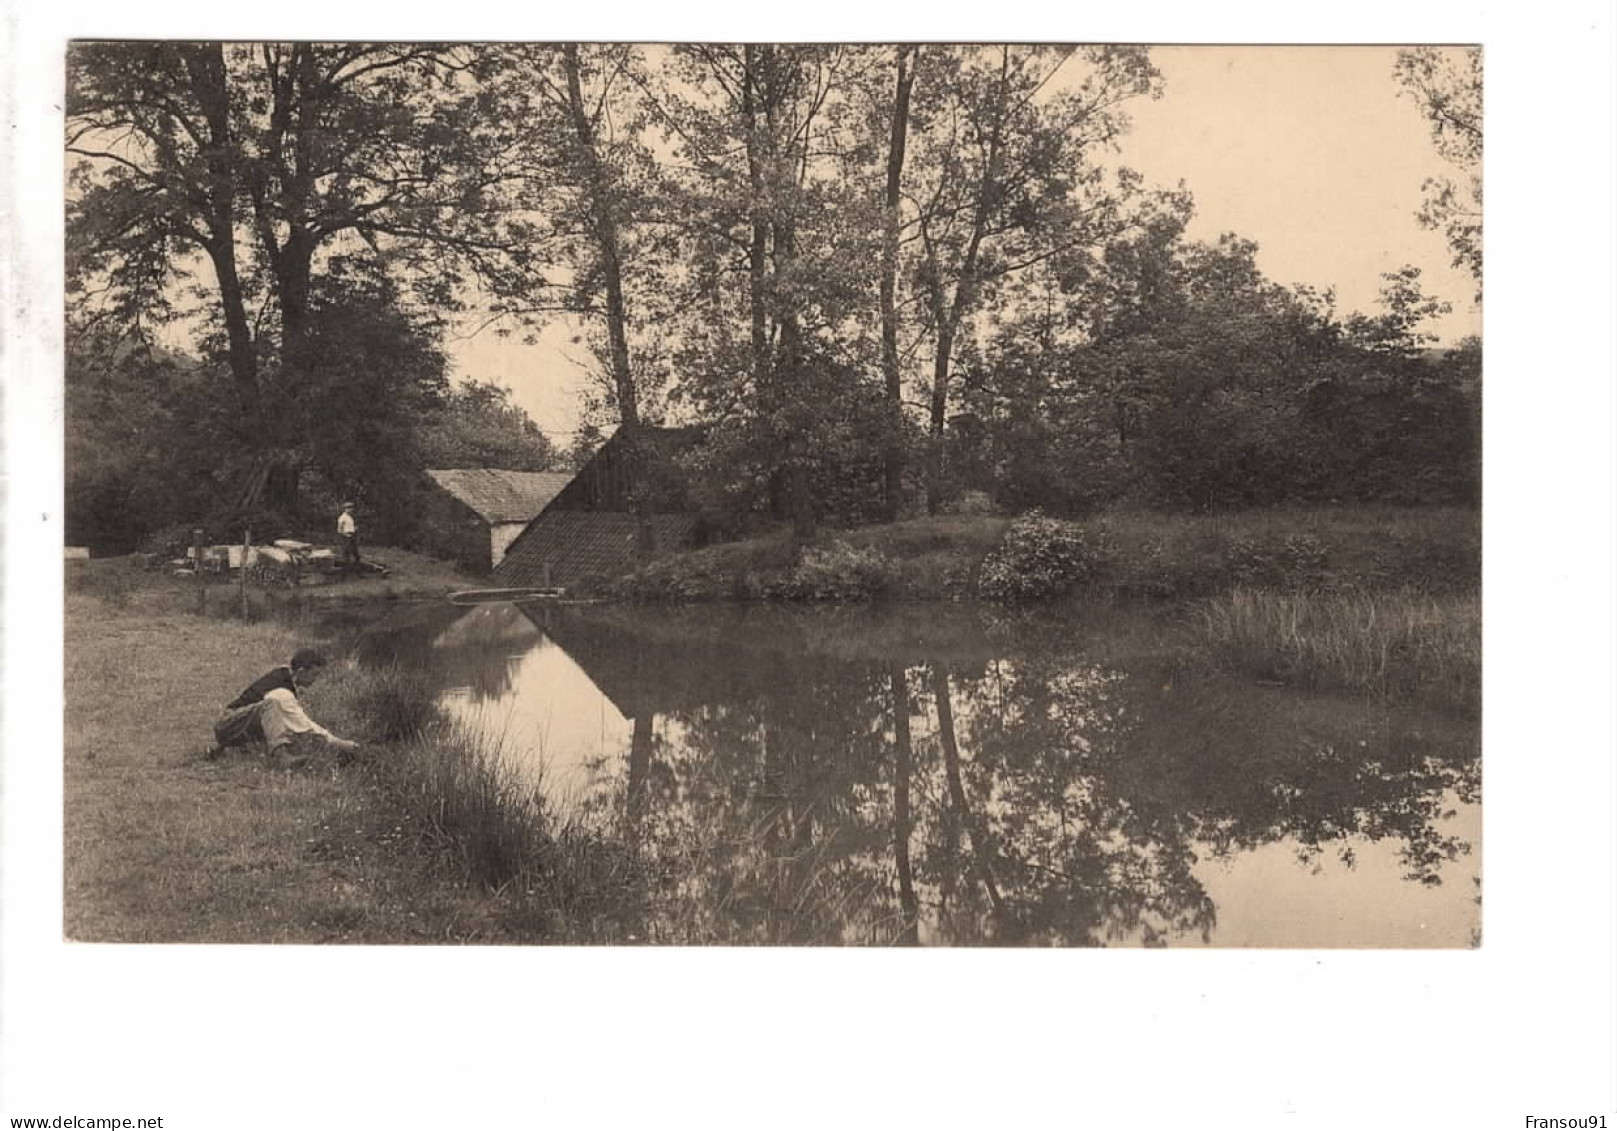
[261,686,337,743]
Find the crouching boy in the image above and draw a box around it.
[208,647,361,770]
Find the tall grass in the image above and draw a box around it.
[358,718,644,935]
[315,665,646,938]
[340,663,442,742]
[1195,587,1480,713]
[380,723,552,892]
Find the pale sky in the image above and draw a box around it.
[454,44,1483,440]
[1120,46,1479,338]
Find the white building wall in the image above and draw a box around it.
[490,522,528,568]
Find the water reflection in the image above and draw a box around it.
[355,600,1480,947]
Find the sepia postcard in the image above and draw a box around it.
[6,8,1614,1127]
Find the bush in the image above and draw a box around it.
[616,534,899,604]
[389,726,550,892]
[764,542,893,603]
[977,511,1097,601]
[945,490,999,517]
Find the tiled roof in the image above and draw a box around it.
[493,510,698,589]
[424,469,572,524]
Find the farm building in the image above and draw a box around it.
[492,426,704,590]
[418,468,572,574]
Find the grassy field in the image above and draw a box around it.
[67,544,478,615]
[61,551,631,944]
[68,589,471,942]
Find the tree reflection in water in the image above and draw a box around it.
[368,601,1479,946]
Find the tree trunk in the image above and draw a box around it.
[276,46,320,396]
[742,45,771,385]
[264,464,300,515]
[246,45,321,515]
[933,664,1005,923]
[880,47,916,522]
[275,244,315,383]
[890,662,919,945]
[770,60,817,544]
[211,251,258,417]
[563,43,653,556]
[776,315,816,545]
[264,238,314,516]
[184,44,259,425]
[926,321,954,515]
[924,48,1011,516]
[741,46,815,545]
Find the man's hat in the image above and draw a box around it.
[341,501,355,509]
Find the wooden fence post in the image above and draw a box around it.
[192,528,206,612]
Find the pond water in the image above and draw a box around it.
[346,598,1480,948]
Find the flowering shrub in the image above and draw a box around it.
[977,511,1096,601]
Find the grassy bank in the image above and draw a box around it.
[64,580,640,944]
[602,515,1008,602]
[611,505,1479,604]
[350,667,643,932]
[66,545,480,618]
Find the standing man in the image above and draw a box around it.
[337,500,361,576]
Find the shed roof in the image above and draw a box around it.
[424,469,572,524]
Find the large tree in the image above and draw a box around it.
[286,266,454,536]
[63,325,227,552]
[962,222,1479,511]
[651,44,879,541]
[416,379,559,473]
[1394,46,1482,303]
[66,42,540,510]
[482,43,668,551]
[902,45,1162,512]
[876,45,917,521]
[66,45,259,415]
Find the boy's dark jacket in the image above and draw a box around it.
[226,666,299,709]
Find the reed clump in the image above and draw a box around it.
[310,667,647,939]
[366,721,643,935]
[341,663,441,742]
[1194,587,1479,714]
